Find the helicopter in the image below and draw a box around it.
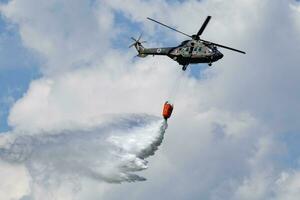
[129,16,246,71]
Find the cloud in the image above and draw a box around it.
[7,57,179,133]
[0,0,300,200]
[290,0,300,32]
[0,0,114,74]
[0,159,30,200]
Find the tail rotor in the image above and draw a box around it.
[129,34,147,49]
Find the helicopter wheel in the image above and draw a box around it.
[208,63,212,66]
[182,65,187,71]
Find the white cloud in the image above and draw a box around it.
[8,57,180,133]
[290,1,300,32]
[0,0,114,74]
[274,170,300,200]
[0,0,300,199]
[0,160,30,200]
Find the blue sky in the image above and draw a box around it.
[0,12,41,132]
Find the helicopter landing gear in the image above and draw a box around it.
[208,62,212,66]
[182,65,188,71]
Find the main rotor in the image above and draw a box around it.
[147,16,246,54]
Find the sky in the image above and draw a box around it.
[0,0,300,199]
[0,9,40,132]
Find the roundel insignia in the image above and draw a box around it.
[157,48,162,53]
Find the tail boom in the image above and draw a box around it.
[138,47,174,57]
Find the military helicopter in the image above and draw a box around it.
[129,16,246,71]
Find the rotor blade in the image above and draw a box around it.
[138,33,143,41]
[131,37,137,42]
[147,17,192,38]
[201,39,246,54]
[196,16,211,37]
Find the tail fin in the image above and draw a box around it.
[129,34,147,57]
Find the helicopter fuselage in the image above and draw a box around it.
[130,16,245,70]
[136,39,223,66]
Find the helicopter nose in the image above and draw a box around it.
[218,52,223,59]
